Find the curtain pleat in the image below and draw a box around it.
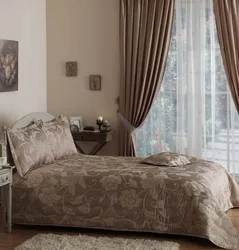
[213,0,239,113]
[119,0,175,156]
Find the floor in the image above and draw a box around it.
[0,209,238,250]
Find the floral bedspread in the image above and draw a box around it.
[12,154,239,249]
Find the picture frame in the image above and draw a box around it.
[66,62,77,77]
[69,116,83,131]
[89,75,101,90]
[0,39,19,92]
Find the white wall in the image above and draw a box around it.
[0,0,47,128]
[47,0,120,156]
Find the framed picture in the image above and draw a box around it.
[66,62,77,77]
[0,39,19,92]
[69,116,83,131]
[89,75,101,90]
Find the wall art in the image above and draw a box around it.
[89,75,101,90]
[0,39,18,92]
[66,61,77,77]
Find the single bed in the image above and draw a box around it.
[7,112,239,249]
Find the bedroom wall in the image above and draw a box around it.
[47,0,120,156]
[0,0,47,128]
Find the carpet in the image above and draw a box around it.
[14,233,180,250]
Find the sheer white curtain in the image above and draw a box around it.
[136,0,239,177]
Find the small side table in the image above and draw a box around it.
[71,130,115,155]
[0,165,14,233]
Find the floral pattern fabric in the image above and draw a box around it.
[12,154,239,249]
[7,121,54,178]
[42,115,78,160]
[141,152,198,166]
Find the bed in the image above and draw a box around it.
[6,112,239,249]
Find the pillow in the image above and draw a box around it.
[7,121,55,178]
[42,115,78,160]
[141,152,198,166]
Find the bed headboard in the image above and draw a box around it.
[12,112,55,130]
[4,112,55,165]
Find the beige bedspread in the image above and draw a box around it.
[12,154,239,249]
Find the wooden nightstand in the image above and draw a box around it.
[71,130,115,155]
[0,165,14,233]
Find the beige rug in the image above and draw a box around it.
[14,233,180,250]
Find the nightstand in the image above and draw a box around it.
[0,165,14,233]
[71,130,115,155]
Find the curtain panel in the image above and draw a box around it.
[213,0,239,114]
[119,0,175,156]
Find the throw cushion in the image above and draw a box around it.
[42,115,78,160]
[7,121,55,178]
[141,152,198,166]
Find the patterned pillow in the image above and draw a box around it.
[141,152,198,166]
[42,115,78,160]
[7,121,55,178]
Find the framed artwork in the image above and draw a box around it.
[89,75,101,90]
[0,39,18,92]
[66,62,77,77]
[69,116,84,131]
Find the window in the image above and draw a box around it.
[136,0,239,176]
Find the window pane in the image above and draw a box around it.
[215,51,227,92]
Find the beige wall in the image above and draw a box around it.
[47,0,120,156]
[0,0,47,128]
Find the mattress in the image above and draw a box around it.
[12,154,239,249]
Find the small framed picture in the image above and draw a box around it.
[89,75,101,90]
[66,62,77,77]
[69,116,83,131]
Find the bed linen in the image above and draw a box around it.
[12,154,239,249]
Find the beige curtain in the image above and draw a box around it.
[119,0,175,156]
[214,0,239,113]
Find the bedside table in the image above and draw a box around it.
[0,165,14,233]
[71,130,115,155]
